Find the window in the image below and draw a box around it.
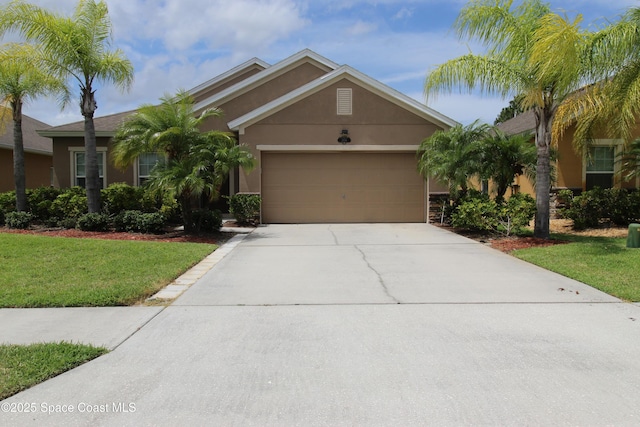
[586,146,615,190]
[72,150,105,189]
[137,153,164,186]
[337,88,352,115]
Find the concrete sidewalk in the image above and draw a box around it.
[2,223,640,426]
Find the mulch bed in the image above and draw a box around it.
[488,236,570,252]
[433,223,571,253]
[0,227,228,245]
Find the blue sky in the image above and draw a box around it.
[1,0,637,127]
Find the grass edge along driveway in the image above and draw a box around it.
[0,233,217,308]
[0,342,108,401]
[513,234,640,302]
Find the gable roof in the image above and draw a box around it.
[0,112,52,155]
[228,65,459,133]
[37,49,458,139]
[193,49,340,112]
[187,57,270,98]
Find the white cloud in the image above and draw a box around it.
[347,20,378,36]
[110,0,309,54]
[394,7,413,20]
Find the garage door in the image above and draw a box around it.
[261,152,425,223]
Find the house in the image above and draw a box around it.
[0,112,53,192]
[38,49,456,223]
[497,109,640,196]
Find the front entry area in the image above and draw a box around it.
[260,152,425,223]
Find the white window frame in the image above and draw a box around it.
[69,147,107,188]
[582,139,622,190]
[134,152,165,187]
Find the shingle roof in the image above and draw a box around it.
[38,110,135,136]
[496,109,536,135]
[0,112,52,155]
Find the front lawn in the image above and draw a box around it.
[513,235,640,301]
[0,342,107,400]
[0,234,216,307]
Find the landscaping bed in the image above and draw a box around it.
[437,218,630,252]
[0,226,227,245]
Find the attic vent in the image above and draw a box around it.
[337,88,352,115]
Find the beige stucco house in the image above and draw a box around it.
[0,113,53,192]
[39,49,456,223]
[497,109,640,196]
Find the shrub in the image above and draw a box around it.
[58,217,78,229]
[189,209,222,233]
[560,187,607,230]
[27,187,63,222]
[5,211,33,229]
[77,213,110,232]
[50,187,88,221]
[137,212,165,234]
[114,210,166,234]
[101,183,145,215]
[113,210,142,232]
[606,188,639,226]
[451,197,499,232]
[227,193,261,225]
[77,213,110,231]
[0,191,16,224]
[558,187,640,229]
[450,192,535,236]
[499,193,536,235]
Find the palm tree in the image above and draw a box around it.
[417,120,490,203]
[424,0,590,238]
[0,43,68,211]
[112,91,256,232]
[554,7,640,152]
[475,130,537,202]
[0,0,134,213]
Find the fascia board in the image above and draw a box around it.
[341,66,459,129]
[229,66,459,132]
[187,57,271,96]
[37,130,115,138]
[0,145,52,155]
[193,49,340,112]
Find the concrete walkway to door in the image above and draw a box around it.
[3,223,640,426]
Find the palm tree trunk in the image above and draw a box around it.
[82,88,101,213]
[180,194,194,233]
[12,99,26,212]
[534,108,552,239]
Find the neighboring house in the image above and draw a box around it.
[38,49,456,223]
[497,109,640,196]
[0,113,53,192]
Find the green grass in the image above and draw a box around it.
[0,342,108,400]
[0,234,216,307]
[513,234,640,301]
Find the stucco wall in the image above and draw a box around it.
[52,137,132,188]
[200,61,330,133]
[0,149,53,192]
[237,80,444,193]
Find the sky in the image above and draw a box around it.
[0,0,637,127]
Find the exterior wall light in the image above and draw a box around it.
[337,129,351,144]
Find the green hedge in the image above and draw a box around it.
[559,188,640,230]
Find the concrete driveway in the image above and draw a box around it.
[3,223,640,426]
